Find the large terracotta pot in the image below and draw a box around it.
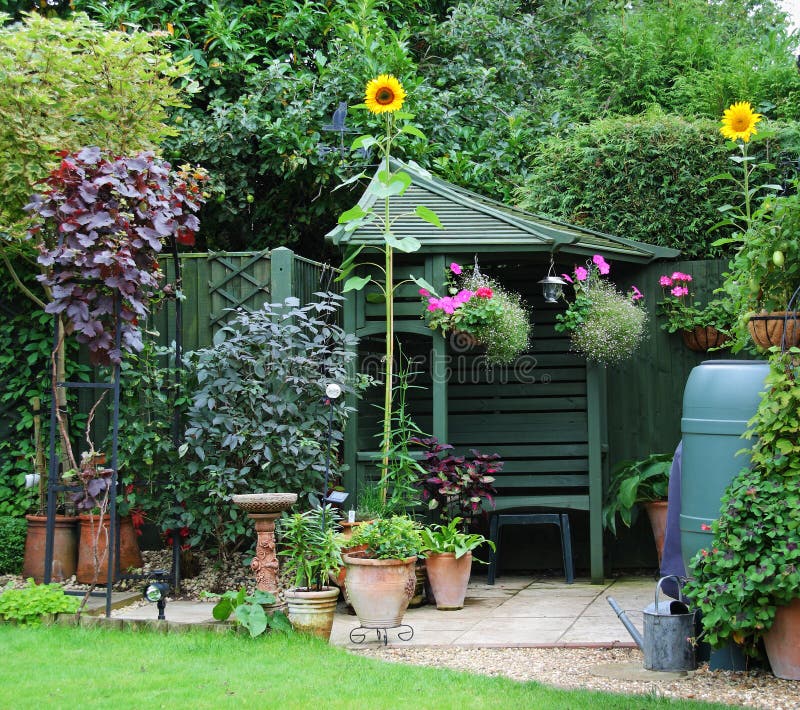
[424,552,472,610]
[76,514,143,584]
[763,598,800,680]
[284,587,340,641]
[681,326,730,352]
[748,312,800,350]
[644,501,669,567]
[343,552,416,628]
[22,515,79,583]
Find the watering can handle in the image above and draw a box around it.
[654,575,687,610]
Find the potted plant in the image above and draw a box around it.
[420,517,494,611]
[413,437,499,526]
[277,505,343,641]
[684,351,800,679]
[419,261,531,365]
[556,255,647,365]
[602,453,672,565]
[343,515,423,629]
[656,272,732,352]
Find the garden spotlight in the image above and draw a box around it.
[143,570,170,620]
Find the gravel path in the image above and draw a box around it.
[351,646,800,709]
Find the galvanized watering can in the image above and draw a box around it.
[607,575,697,672]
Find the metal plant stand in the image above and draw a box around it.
[349,624,414,646]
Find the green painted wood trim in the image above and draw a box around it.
[586,361,606,583]
[429,254,448,444]
[343,288,358,501]
[270,247,294,304]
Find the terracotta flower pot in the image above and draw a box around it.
[424,552,472,610]
[644,501,669,567]
[681,326,730,352]
[284,587,340,641]
[748,312,800,350]
[76,514,142,584]
[343,552,417,628]
[22,515,79,583]
[763,597,800,680]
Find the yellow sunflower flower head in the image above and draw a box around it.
[720,101,762,143]
[365,74,406,114]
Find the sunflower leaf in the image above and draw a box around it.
[351,134,378,150]
[342,275,371,292]
[338,205,365,224]
[415,205,443,229]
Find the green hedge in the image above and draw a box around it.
[518,112,800,259]
[0,516,27,574]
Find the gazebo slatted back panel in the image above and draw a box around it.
[448,302,591,512]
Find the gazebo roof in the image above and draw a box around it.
[325,160,679,263]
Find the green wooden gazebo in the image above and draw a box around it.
[326,160,678,582]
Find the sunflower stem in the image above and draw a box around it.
[380,110,393,507]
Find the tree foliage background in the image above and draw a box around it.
[4,0,800,259]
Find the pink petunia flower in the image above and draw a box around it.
[575,266,589,282]
[630,285,643,301]
[427,298,441,312]
[659,275,673,287]
[476,286,493,298]
[450,262,462,275]
[671,271,692,282]
[455,289,473,304]
[419,288,430,297]
[593,254,610,275]
[561,273,573,284]
[671,286,689,297]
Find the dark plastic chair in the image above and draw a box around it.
[487,512,575,584]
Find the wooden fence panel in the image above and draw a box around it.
[151,249,338,351]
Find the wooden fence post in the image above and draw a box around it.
[270,247,295,305]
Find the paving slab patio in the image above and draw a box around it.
[110,575,655,648]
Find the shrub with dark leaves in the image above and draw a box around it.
[26,147,208,364]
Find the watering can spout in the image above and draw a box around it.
[607,596,643,649]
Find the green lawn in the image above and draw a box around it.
[0,626,730,709]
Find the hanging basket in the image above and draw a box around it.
[747,312,800,350]
[680,326,730,353]
[448,330,484,353]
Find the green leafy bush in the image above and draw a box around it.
[518,113,800,259]
[171,295,357,559]
[0,579,80,624]
[0,516,26,574]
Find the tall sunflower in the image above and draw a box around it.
[364,74,406,114]
[720,101,762,143]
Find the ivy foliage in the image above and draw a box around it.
[0,516,27,574]
[518,113,800,258]
[0,272,89,517]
